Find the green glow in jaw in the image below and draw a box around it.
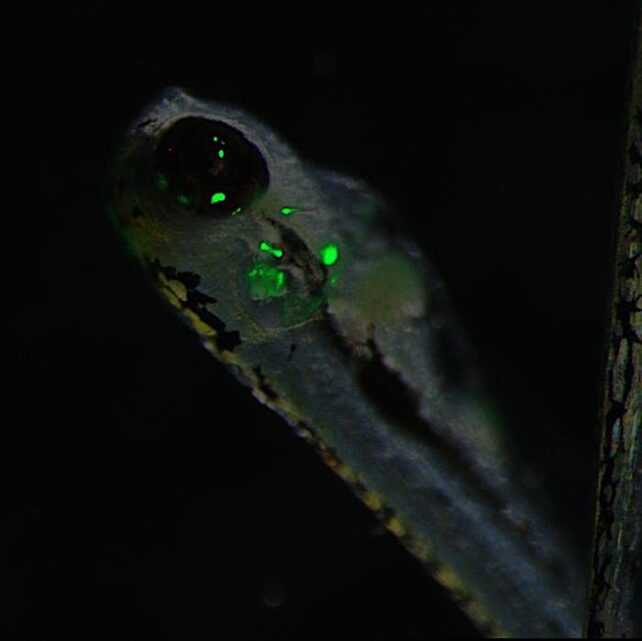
[320,243,339,266]
[247,263,286,300]
[259,240,284,259]
[210,192,227,204]
[280,207,300,216]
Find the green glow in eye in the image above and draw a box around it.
[320,243,339,266]
[210,192,227,204]
[247,263,286,299]
[259,240,284,259]
[218,149,225,159]
[212,136,219,142]
[177,194,190,206]
[156,173,169,190]
[280,207,300,216]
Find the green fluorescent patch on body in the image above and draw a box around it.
[156,173,169,190]
[177,194,190,206]
[320,243,339,266]
[218,149,225,158]
[210,192,227,204]
[280,207,299,216]
[248,263,286,299]
[259,240,284,259]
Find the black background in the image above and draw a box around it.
[6,3,638,638]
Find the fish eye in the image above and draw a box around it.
[153,116,270,216]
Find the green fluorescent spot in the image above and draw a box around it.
[218,149,225,159]
[248,263,286,299]
[210,192,227,204]
[280,207,299,216]
[212,136,219,142]
[156,173,169,190]
[232,207,242,215]
[259,240,284,259]
[320,243,339,266]
[177,194,190,206]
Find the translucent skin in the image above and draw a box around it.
[108,87,584,637]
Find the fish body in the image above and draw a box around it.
[107,87,584,637]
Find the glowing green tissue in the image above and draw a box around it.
[156,173,169,190]
[247,263,286,300]
[259,240,284,259]
[320,243,339,266]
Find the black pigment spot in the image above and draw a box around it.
[154,259,241,353]
[615,296,641,346]
[253,367,278,400]
[627,172,642,198]
[155,262,204,293]
[202,310,242,352]
[136,118,156,129]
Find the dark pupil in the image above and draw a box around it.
[154,117,269,215]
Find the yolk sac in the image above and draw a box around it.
[154,117,269,216]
